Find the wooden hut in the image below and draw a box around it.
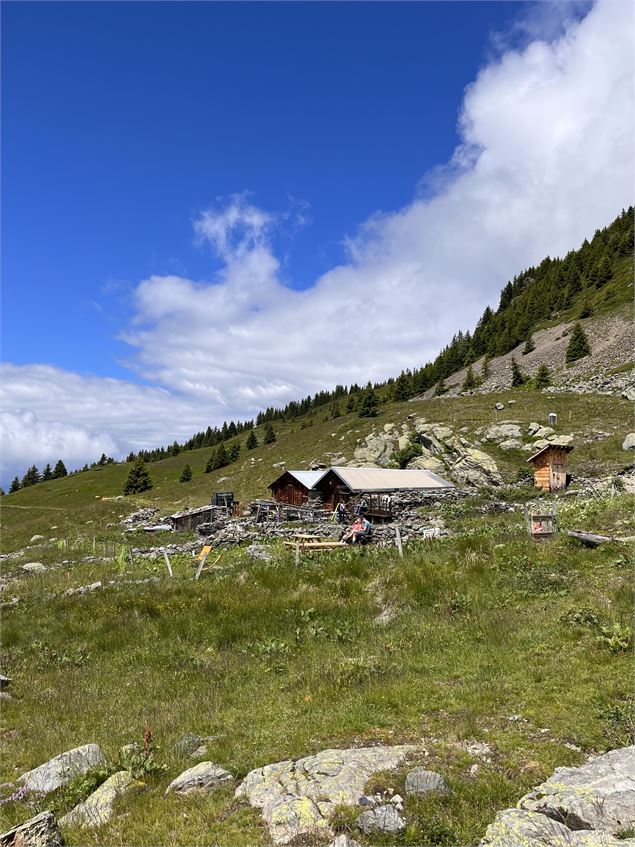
[268,470,327,507]
[527,441,573,492]
[314,466,453,519]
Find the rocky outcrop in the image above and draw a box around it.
[0,811,64,847]
[164,762,233,796]
[235,745,417,844]
[622,434,635,450]
[18,745,105,795]
[518,745,635,833]
[60,771,140,829]
[404,767,448,796]
[355,804,406,834]
[479,747,635,847]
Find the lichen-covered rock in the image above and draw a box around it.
[356,804,406,834]
[479,808,634,846]
[165,762,232,796]
[235,745,416,844]
[405,767,448,796]
[0,811,64,847]
[484,424,522,443]
[499,439,522,451]
[18,745,105,795]
[21,563,47,574]
[533,426,555,439]
[518,745,635,834]
[330,836,361,847]
[59,771,140,829]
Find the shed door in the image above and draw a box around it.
[550,463,565,491]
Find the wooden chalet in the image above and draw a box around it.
[527,441,573,492]
[314,466,453,519]
[268,470,327,507]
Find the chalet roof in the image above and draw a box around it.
[527,440,574,463]
[171,505,215,519]
[322,466,453,492]
[268,469,328,490]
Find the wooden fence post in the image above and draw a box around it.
[395,527,404,559]
[163,551,173,577]
[195,552,209,581]
[295,541,300,566]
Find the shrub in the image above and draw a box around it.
[462,365,478,392]
[179,464,192,483]
[534,364,551,389]
[510,357,526,387]
[246,431,259,450]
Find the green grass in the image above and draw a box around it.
[1,495,633,845]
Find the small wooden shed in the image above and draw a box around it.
[268,470,327,507]
[527,441,573,492]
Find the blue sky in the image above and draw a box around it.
[3,0,525,376]
[1,0,633,483]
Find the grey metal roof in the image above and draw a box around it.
[326,466,453,492]
[268,469,327,490]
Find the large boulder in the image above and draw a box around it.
[0,811,64,847]
[518,745,635,834]
[59,771,140,829]
[164,762,233,796]
[18,745,105,795]
[451,448,502,487]
[479,808,633,846]
[484,424,522,443]
[235,745,416,845]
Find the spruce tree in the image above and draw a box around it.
[21,465,41,488]
[566,323,591,363]
[179,464,192,483]
[214,442,228,468]
[9,477,21,494]
[263,422,276,444]
[461,365,477,392]
[434,378,447,396]
[123,459,153,495]
[246,430,259,450]
[534,364,551,389]
[331,402,341,419]
[392,371,413,402]
[228,442,240,463]
[481,355,491,381]
[358,384,379,418]
[522,335,536,355]
[42,463,53,481]
[510,357,526,388]
[205,451,216,474]
[52,460,68,478]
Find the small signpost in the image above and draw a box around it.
[194,545,212,580]
[163,551,173,577]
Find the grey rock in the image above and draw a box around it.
[527,422,541,436]
[235,744,416,844]
[0,675,11,689]
[485,424,522,443]
[22,563,47,574]
[174,734,209,756]
[245,544,273,562]
[59,771,138,829]
[622,433,635,451]
[18,744,105,795]
[29,536,45,544]
[164,762,233,795]
[0,810,64,847]
[0,692,15,702]
[330,836,362,847]
[356,804,406,834]
[479,808,633,846]
[495,403,505,410]
[518,745,635,834]
[405,767,448,796]
[533,426,555,439]
[499,439,523,451]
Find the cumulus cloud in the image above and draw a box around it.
[1,0,632,483]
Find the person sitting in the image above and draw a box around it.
[341,518,363,544]
[341,516,372,544]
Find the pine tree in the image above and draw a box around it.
[461,365,477,392]
[21,465,41,488]
[214,442,228,468]
[228,442,240,463]
[246,430,259,450]
[534,363,551,389]
[566,323,591,363]
[481,355,491,381]
[392,371,413,402]
[346,396,356,412]
[179,464,192,483]
[522,334,536,355]
[9,477,21,494]
[205,453,215,474]
[42,463,53,481]
[330,402,341,419]
[123,459,153,495]
[510,357,526,388]
[595,255,612,288]
[52,460,68,478]
[434,378,447,396]
[358,384,379,418]
[263,423,276,444]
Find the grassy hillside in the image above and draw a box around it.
[1,492,633,845]
[2,389,631,554]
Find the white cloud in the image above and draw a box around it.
[1,0,632,484]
